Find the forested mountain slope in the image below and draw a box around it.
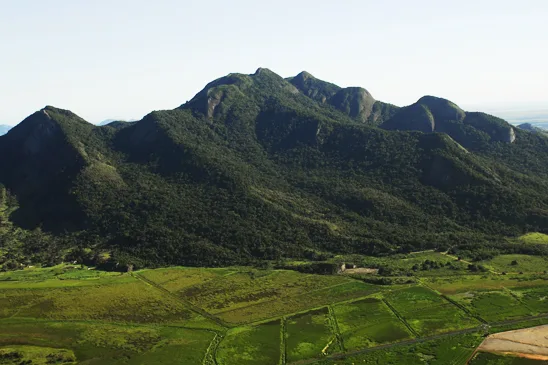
[1,68,548,268]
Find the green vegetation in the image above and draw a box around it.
[450,290,533,323]
[0,320,214,365]
[312,332,483,365]
[285,308,337,361]
[519,233,548,245]
[3,263,548,364]
[216,321,281,365]
[480,254,548,274]
[0,346,75,365]
[385,286,479,336]
[2,69,548,270]
[3,68,548,363]
[333,298,412,350]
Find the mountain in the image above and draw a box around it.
[380,96,516,148]
[0,124,11,136]
[288,71,399,125]
[2,68,548,268]
[99,119,137,128]
[518,122,548,135]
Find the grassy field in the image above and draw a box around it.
[216,321,281,365]
[384,286,479,336]
[175,270,354,315]
[0,277,199,324]
[425,275,548,295]
[449,290,533,323]
[216,280,383,325]
[312,332,483,365]
[512,286,548,314]
[3,259,548,364]
[479,255,548,274]
[0,319,214,365]
[333,298,412,351]
[519,232,548,245]
[285,307,337,362]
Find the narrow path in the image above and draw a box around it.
[134,273,228,328]
[280,317,287,365]
[327,305,345,352]
[440,252,498,274]
[289,326,482,365]
[382,299,419,338]
[442,294,488,325]
[203,333,222,365]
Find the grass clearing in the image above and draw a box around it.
[0,319,214,365]
[0,278,202,325]
[0,264,121,283]
[480,255,548,274]
[449,290,533,323]
[512,286,548,314]
[178,270,353,314]
[216,281,383,325]
[285,307,337,362]
[0,345,75,365]
[425,275,548,295]
[216,320,281,365]
[333,297,412,351]
[519,232,548,245]
[384,286,478,336]
[138,267,235,293]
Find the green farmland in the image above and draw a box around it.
[2,253,548,364]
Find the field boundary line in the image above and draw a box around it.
[418,278,488,325]
[280,317,287,365]
[327,305,345,352]
[133,273,229,328]
[442,294,488,325]
[211,280,359,317]
[502,286,535,314]
[203,332,222,365]
[382,299,419,338]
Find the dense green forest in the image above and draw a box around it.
[1,68,548,269]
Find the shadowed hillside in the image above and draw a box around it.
[1,68,548,267]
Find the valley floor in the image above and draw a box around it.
[2,251,548,364]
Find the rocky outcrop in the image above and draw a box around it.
[328,87,376,123]
[381,97,516,146]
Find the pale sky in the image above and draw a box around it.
[1,0,547,125]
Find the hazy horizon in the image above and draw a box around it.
[1,0,547,126]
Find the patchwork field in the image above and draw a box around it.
[311,332,483,365]
[449,290,533,323]
[333,298,412,350]
[2,261,548,364]
[0,276,203,325]
[384,286,479,336]
[0,319,214,365]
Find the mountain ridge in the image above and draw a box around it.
[1,68,548,268]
